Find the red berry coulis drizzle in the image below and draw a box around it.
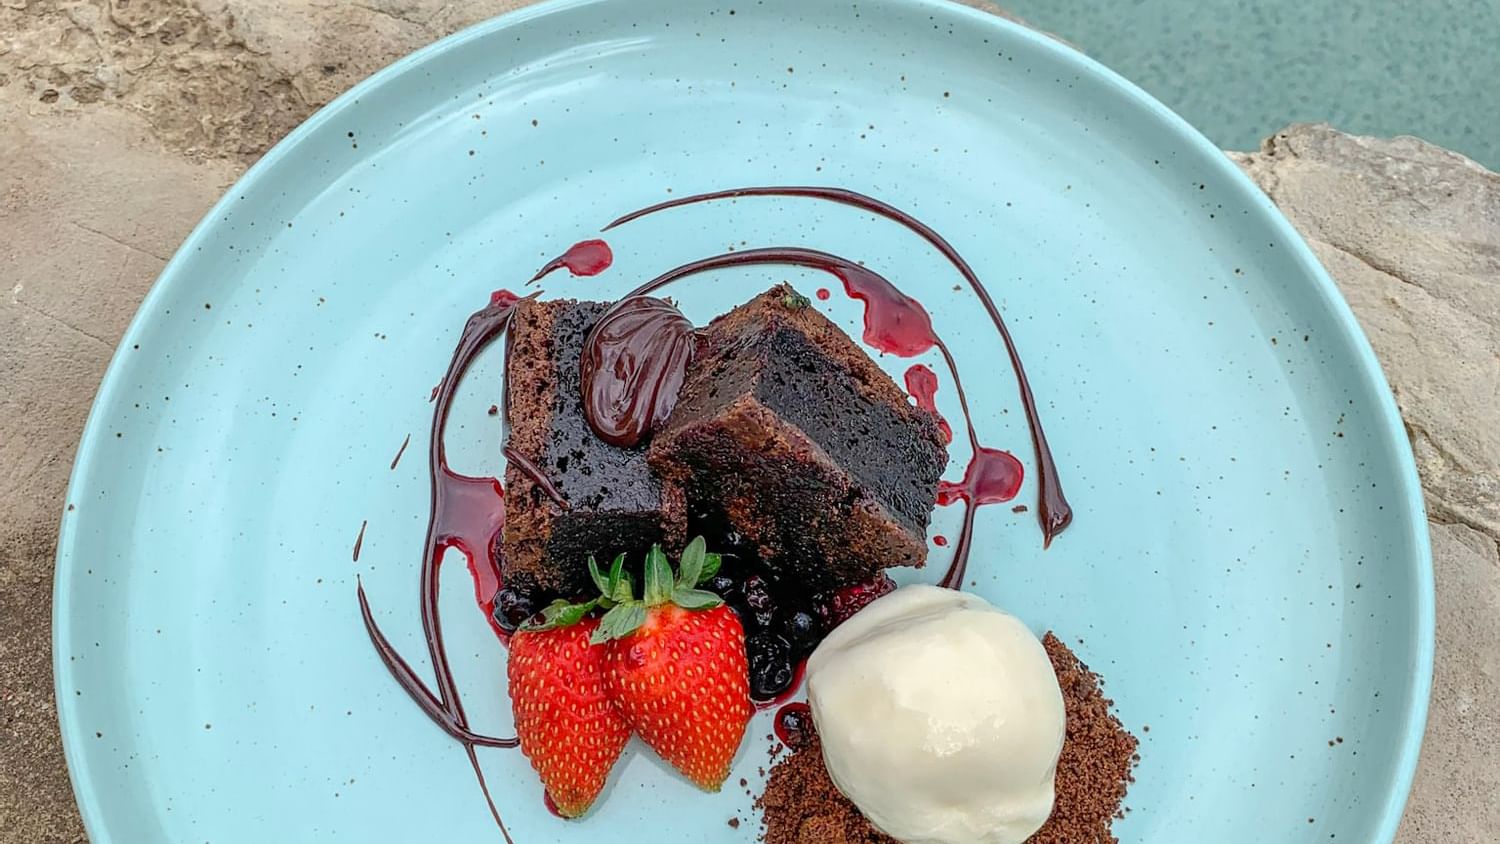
[528,238,613,283]
[903,363,953,444]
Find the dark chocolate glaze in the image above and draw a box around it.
[501,444,569,509]
[390,433,411,470]
[605,186,1071,546]
[579,296,695,448]
[903,363,953,444]
[352,519,367,562]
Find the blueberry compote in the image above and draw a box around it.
[688,512,899,703]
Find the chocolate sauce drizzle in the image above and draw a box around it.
[356,289,527,844]
[352,519,367,562]
[390,433,411,470]
[605,186,1071,546]
[579,296,695,447]
[501,444,569,508]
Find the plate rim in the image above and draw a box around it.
[52,0,1435,840]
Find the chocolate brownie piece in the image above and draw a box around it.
[502,298,686,597]
[648,285,946,593]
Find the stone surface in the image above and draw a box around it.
[1394,521,1500,843]
[1,2,1496,840]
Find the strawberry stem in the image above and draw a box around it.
[584,538,726,644]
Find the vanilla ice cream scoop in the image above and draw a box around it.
[805,584,1065,844]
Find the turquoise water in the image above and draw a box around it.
[1004,0,1500,168]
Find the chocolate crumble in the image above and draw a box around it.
[756,634,1138,844]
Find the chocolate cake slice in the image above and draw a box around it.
[649,285,947,593]
[502,298,686,597]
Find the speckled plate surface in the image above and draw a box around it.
[53,1,1432,841]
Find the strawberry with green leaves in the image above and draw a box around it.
[507,611,629,818]
[591,537,753,791]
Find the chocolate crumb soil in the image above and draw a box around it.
[756,633,1138,844]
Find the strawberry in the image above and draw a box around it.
[507,612,630,818]
[592,538,753,791]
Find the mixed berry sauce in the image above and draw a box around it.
[528,239,613,282]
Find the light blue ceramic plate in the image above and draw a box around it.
[54,1,1432,841]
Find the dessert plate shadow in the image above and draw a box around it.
[54,0,1432,841]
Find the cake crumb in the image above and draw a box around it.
[755,634,1138,844]
[1028,633,1139,844]
[756,733,894,844]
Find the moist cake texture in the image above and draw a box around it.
[502,298,686,596]
[649,284,947,593]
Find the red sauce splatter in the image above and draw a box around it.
[903,363,953,443]
[529,239,613,282]
[815,287,831,300]
[933,534,948,547]
[937,446,1024,507]
[836,265,937,358]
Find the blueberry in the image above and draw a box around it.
[742,574,778,627]
[775,704,814,751]
[491,587,535,633]
[706,574,738,597]
[780,610,821,656]
[743,575,774,610]
[747,632,795,699]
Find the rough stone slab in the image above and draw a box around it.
[2,4,1497,842]
[1393,522,1500,843]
